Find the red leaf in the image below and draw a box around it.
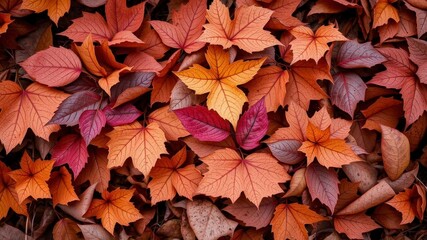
[103,104,142,127]
[50,91,101,126]
[105,0,145,33]
[59,12,112,42]
[336,40,386,68]
[334,213,381,239]
[20,46,82,87]
[51,134,88,177]
[79,110,106,145]
[331,72,367,118]
[174,105,230,142]
[306,162,339,213]
[236,98,268,150]
[124,52,162,72]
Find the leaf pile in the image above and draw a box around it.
[0,0,427,239]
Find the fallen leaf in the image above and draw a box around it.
[106,121,167,177]
[197,148,290,207]
[48,166,79,206]
[51,134,89,177]
[148,105,190,141]
[175,45,265,127]
[186,200,238,240]
[84,188,143,235]
[372,0,399,28]
[271,203,328,240]
[0,81,68,153]
[199,0,281,53]
[8,151,54,203]
[381,125,410,181]
[0,161,28,220]
[236,98,268,150]
[20,0,70,24]
[336,40,387,68]
[53,218,80,240]
[334,212,381,239]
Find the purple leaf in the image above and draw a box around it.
[267,139,305,164]
[79,110,106,145]
[103,103,142,127]
[236,99,268,150]
[49,91,101,126]
[337,40,386,69]
[330,72,367,118]
[306,162,339,213]
[111,72,155,101]
[51,134,88,177]
[174,105,230,142]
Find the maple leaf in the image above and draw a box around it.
[235,98,268,150]
[83,188,143,235]
[174,105,230,142]
[198,0,282,53]
[148,147,202,204]
[0,162,28,220]
[20,0,70,25]
[0,81,69,153]
[8,152,54,203]
[368,48,427,127]
[51,134,89,177]
[386,184,426,224]
[48,166,79,206]
[197,148,290,207]
[175,45,265,127]
[150,0,206,53]
[237,0,303,30]
[271,203,328,240]
[244,66,289,112]
[299,122,361,168]
[59,0,145,46]
[372,0,399,28]
[334,213,381,239]
[284,59,332,110]
[106,121,167,177]
[148,106,189,141]
[289,25,347,64]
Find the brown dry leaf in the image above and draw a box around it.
[186,200,238,240]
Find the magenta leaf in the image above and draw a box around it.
[49,91,101,126]
[51,134,89,177]
[174,105,230,142]
[267,139,305,164]
[236,98,268,150]
[103,103,142,127]
[306,162,339,213]
[79,110,106,145]
[336,40,387,69]
[330,72,367,118]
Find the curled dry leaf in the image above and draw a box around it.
[380,125,410,181]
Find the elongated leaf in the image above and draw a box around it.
[51,134,89,177]
[79,110,106,145]
[336,40,386,68]
[331,72,367,118]
[103,104,142,127]
[50,91,101,126]
[236,99,268,150]
[381,125,410,181]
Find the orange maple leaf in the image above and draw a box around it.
[386,184,426,224]
[48,166,79,206]
[83,188,143,235]
[106,121,167,177]
[271,203,328,240]
[8,152,54,203]
[148,147,202,205]
[289,25,347,64]
[0,162,28,220]
[0,81,69,153]
[299,121,361,168]
[198,0,282,53]
[196,148,290,207]
[20,0,70,25]
[150,0,206,53]
[175,45,265,127]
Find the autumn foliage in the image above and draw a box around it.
[1,0,427,239]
